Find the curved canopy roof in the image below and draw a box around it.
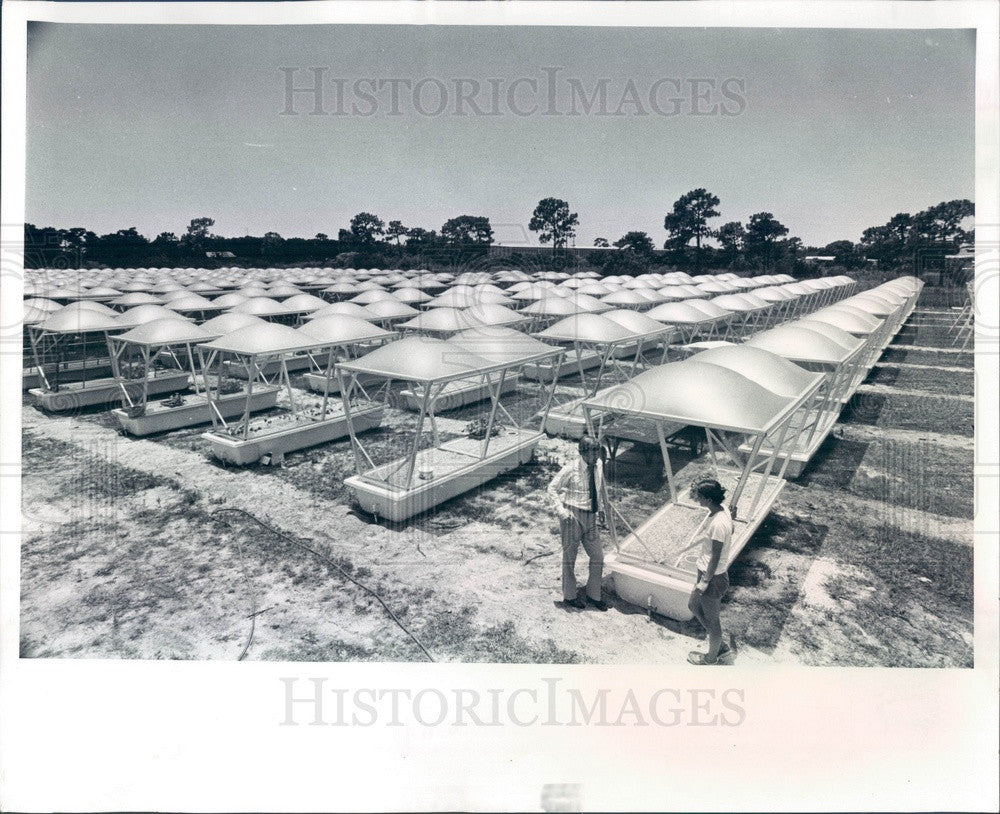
[23,298,63,313]
[693,345,825,398]
[309,302,371,320]
[745,324,860,364]
[813,304,882,329]
[684,299,733,318]
[645,301,718,324]
[114,317,216,347]
[537,313,639,344]
[350,289,399,304]
[464,303,528,326]
[710,294,767,312]
[519,296,585,317]
[656,285,703,301]
[116,304,183,327]
[211,293,249,308]
[557,293,613,313]
[298,316,395,346]
[362,300,420,319]
[339,335,497,383]
[23,305,52,326]
[281,293,330,312]
[844,294,900,316]
[227,297,294,316]
[397,307,485,334]
[199,322,322,356]
[37,308,123,334]
[110,292,163,307]
[752,286,796,302]
[601,309,676,338]
[165,295,221,312]
[600,289,656,306]
[790,319,866,353]
[451,326,562,365]
[58,300,118,317]
[583,360,801,434]
[199,313,268,335]
[392,287,434,304]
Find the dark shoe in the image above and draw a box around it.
[586,597,609,611]
[564,598,586,610]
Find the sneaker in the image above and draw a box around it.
[586,597,609,611]
[687,650,718,666]
[564,597,586,610]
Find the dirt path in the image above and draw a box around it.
[20,407,777,664]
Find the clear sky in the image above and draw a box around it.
[25,23,975,248]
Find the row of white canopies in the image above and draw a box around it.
[581,275,922,619]
[19,263,922,620]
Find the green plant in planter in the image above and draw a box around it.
[465,417,500,440]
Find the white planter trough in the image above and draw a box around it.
[198,321,389,465]
[338,329,562,521]
[22,357,113,390]
[31,370,190,412]
[223,351,329,379]
[400,373,520,413]
[302,370,383,395]
[584,352,822,619]
[203,403,383,466]
[521,347,602,380]
[112,385,281,436]
[345,429,539,522]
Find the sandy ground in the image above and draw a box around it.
[19,302,975,666]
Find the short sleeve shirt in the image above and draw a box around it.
[695,506,734,573]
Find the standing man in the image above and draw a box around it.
[547,435,610,611]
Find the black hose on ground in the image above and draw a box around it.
[211,507,435,662]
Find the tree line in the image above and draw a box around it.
[24,193,972,279]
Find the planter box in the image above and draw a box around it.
[302,370,382,395]
[521,349,602,381]
[223,351,330,379]
[607,471,784,620]
[111,385,281,436]
[22,358,113,390]
[400,374,520,413]
[202,404,383,465]
[345,429,540,522]
[30,370,190,412]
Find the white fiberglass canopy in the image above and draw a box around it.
[450,326,563,366]
[114,317,218,346]
[199,322,322,356]
[536,313,640,345]
[585,360,805,434]
[745,324,862,365]
[298,316,395,346]
[692,345,826,399]
[339,335,499,383]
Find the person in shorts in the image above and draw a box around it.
[687,478,735,664]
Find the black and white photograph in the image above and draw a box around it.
[1,1,997,811]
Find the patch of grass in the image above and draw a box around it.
[868,365,974,396]
[751,513,828,556]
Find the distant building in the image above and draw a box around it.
[206,251,236,259]
[803,255,836,263]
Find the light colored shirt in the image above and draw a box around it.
[695,506,734,573]
[548,457,606,518]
